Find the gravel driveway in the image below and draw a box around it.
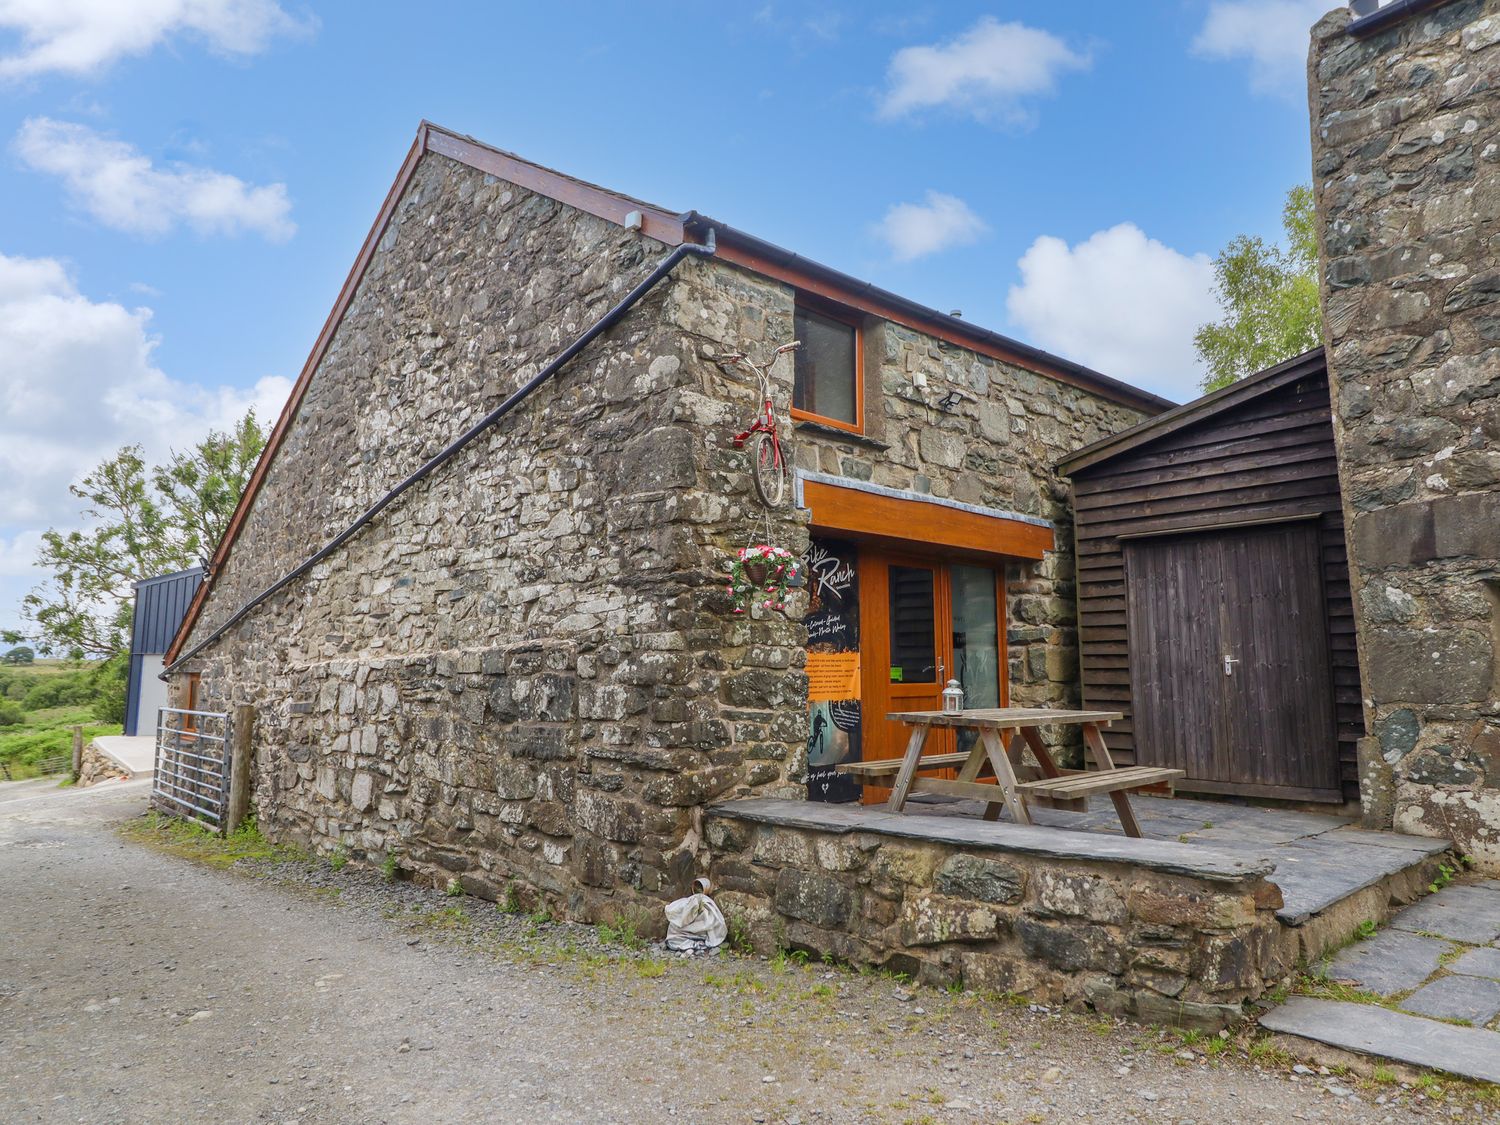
[0,780,1493,1124]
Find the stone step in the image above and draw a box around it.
[1258,997,1500,1085]
[1268,828,1451,964]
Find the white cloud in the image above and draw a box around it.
[0,250,290,630]
[1005,223,1219,402]
[0,530,44,579]
[878,16,1089,124]
[16,117,295,240]
[1192,1,1327,96]
[0,0,311,80]
[874,191,989,262]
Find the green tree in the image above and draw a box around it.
[19,413,267,659]
[1194,185,1323,392]
[1,646,34,665]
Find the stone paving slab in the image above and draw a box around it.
[1319,929,1454,996]
[1391,883,1500,945]
[1323,826,1454,854]
[91,735,156,775]
[1259,836,1450,927]
[1399,974,1500,1026]
[1258,998,1500,1084]
[1451,946,1500,981]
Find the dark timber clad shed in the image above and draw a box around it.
[124,567,205,737]
[1056,349,1362,804]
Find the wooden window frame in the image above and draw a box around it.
[791,296,865,435]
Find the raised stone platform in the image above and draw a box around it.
[90,735,156,777]
[844,792,1450,929]
[706,795,1451,1030]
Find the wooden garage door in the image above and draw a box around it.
[1125,521,1339,801]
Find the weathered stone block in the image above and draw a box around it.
[899,895,999,946]
[934,854,1026,904]
[573,790,643,843]
[1128,885,1253,930]
[1031,872,1127,924]
[1365,626,1493,703]
[774,868,853,929]
[1015,918,1125,974]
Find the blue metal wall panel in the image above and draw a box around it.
[131,567,205,654]
[124,653,145,736]
[125,567,205,736]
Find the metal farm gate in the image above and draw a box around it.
[152,707,233,833]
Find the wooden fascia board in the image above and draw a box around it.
[422,127,688,247]
[1056,349,1327,478]
[802,478,1054,561]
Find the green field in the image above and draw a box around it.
[0,706,122,780]
[11,658,87,677]
[0,658,126,780]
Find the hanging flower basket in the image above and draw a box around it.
[726,544,801,615]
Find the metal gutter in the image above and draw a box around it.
[1347,0,1455,36]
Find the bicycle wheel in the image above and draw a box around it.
[748,430,790,509]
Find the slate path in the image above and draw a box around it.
[1267,879,1500,1083]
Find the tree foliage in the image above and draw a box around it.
[1194,185,1323,393]
[1,646,34,665]
[19,413,267,659]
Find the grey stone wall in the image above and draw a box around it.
[1311,0,1500,865]
[176,152,808,915]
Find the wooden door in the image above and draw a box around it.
[1126,521,1339,800]
[858,553,1008,803]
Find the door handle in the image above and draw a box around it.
[937,660,946,682]
[1223,655,1239,676]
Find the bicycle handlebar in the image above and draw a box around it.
[720,340,801,374]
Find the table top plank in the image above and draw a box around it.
[887,708,1122,729]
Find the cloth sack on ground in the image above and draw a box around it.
[664,877,727,951]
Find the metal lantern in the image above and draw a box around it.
[941,678,965,715]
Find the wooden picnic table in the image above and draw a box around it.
[837,707,1184,838]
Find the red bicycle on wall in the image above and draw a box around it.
[726,340,800,509]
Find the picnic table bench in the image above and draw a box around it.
[838,708,1184,838]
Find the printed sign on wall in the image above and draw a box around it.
[804,537,861,803]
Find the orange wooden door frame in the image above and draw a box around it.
[857,550,1010,804]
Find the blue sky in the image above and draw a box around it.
[0,0,1333,639]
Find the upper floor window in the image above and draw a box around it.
[792,300,861,432]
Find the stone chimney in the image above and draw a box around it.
[1310,0,1500,865]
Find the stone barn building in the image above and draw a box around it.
[162,122,1168,917]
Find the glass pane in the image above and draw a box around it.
[888,566,936,683]
[951,564,999,752]
[950,565,1000,708]
[794,306,857,424]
